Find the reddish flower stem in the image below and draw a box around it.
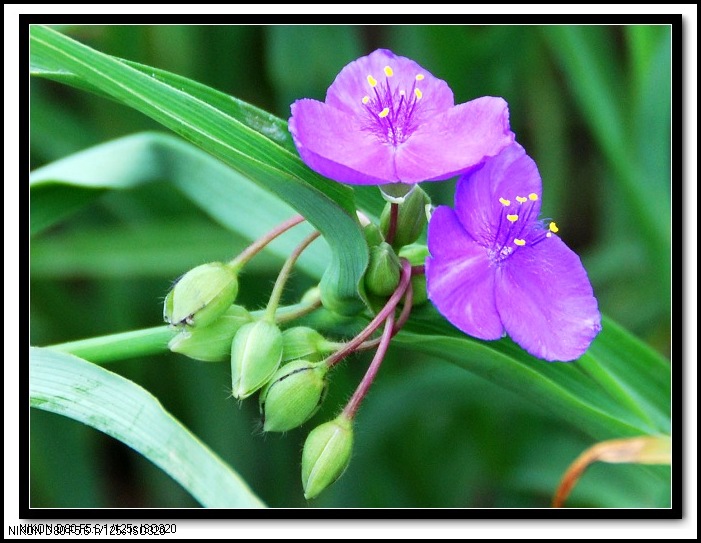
[229,215,306,271]
[342,310,396,420]
[385,202,399,246]
[357,276,413,351]
[411,264,425,276]
[325,259,412,368]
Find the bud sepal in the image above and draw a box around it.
[259,360,328,432]
[281,326,335,363]
[164,262,239,328]
[364,242,401,297]
[380,185,431,248]
[230,320,283,399]
[301,414,354,500]
[168,305,252,362]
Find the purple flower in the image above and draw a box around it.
[426,143,601,362]
[289,49,514,185]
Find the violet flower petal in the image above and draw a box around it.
[494,235,602,362]
[395,97,515,184]
[454,142,542,245]
[426,206,504,340]
[289,99,398,185]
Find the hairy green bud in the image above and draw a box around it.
[230,320,283,399]
[164,262,239,328]
[380,185,431,248]
[168,305,252,362]
[365,242,401,297]
[281,326,334,363]
[259,360,328,432]
[301,414,354,500]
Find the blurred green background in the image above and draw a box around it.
[30,25,671,508]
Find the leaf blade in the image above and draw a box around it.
[30,347,266,508]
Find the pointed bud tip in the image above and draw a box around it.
[301,415,354,499]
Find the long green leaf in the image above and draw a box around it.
[396,309,670,441]
[30,132,329,278]
[30,347,266,508]
[30,25,368,314]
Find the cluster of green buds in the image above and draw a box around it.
[365,185,431,307]
[163,190,431,499]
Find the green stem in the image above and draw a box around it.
[264,231,320,322]
[45,298,325,364]
[48,325,177,364]
[273,293,322,324]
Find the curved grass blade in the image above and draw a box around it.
[30,132,329,278]
[30,347,266,508]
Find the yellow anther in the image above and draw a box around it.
[414,88,423,100]
[384,66,393,77]
[416,74,424,81]
[367,75,377,87]
[549,221,559,233]
[514,238,526,246]
[379,107,390,118]
[362,96,370,104]
[529,193,539,201]
[499,197,511,206]
[507,214,518,223]
[516,196,527,203]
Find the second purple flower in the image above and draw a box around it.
[289,49,514,186]
[426,143,602,362]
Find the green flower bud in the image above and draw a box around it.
[282,326,334,363]
[380,185,431,248]
[164,262,239,328]
[399,244,429,306]
[363,222,384,249]
[230,320,283,399]
[259,360,328,432]
[301,414,354,500]
[168,305,253,362]
[364,242,401,297]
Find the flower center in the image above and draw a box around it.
[360,65,425,146]
[488,193,558,263]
